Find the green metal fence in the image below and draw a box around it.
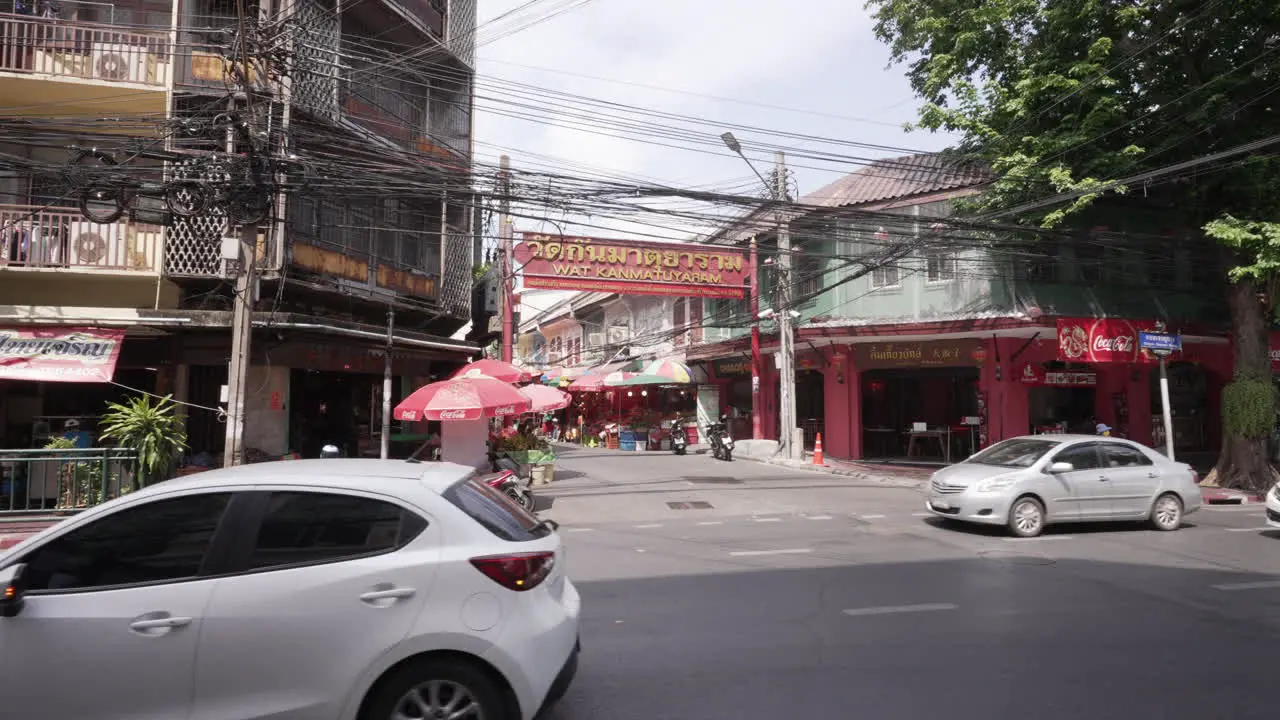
[0,448,138,515]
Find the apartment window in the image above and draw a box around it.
[1026,239,1058,282]
[925,251,957,282]
[871,264,900,289]
[792,244,823,302]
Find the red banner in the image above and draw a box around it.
[0,327,126,383]
[1056,317,1176,364]
[514,233,747,299]
[1270,331,1280,372]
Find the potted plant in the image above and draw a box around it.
[99,394,188,489]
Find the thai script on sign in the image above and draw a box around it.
[0,331,117,363]
[521,234,744,273]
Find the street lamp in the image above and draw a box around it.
[720,131,797,459]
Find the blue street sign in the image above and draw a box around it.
[1139,331,1181,353]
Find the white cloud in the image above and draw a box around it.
[474,0,957,243]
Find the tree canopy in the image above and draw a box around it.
[866,0,1280,489]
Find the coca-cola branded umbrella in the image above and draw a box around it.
[452,359,533,384]
[394,369,532,421]
[567,371,637,392]
[518,384,572,412]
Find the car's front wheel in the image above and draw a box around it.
[1149,493,1183,531]
[1007,496,1045,538]
[363,658,510,720]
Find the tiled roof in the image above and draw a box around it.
[800,152,990,209]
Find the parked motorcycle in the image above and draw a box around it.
[671,418,688,455]
[706,415,734,462]
[487,452,535,510]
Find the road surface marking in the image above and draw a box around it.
[860,514,886,520]
[565,527,594,533]
[1225,527,1272,532]
[842,603,958,617]
[806,515,833,520]
[753,517,783,523]
[635,523,663,529]
[1003,536,1072,542]
[1211,580,1280,592]
[729,548,813,557]
[696,521,724,526]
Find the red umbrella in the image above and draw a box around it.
[567,371,637,392]
[518,384,572,412]
[452,359,532,384]
[395,369,533,421]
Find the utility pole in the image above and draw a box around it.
[499,154,514,364]
[749,236,762,440]
[774,151,798,460]
[380,307,395,459]
[222,100,258,468]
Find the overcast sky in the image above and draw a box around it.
[473,0,957,246]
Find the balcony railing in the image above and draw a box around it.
[1,204,163,272]
[0,12,170,87]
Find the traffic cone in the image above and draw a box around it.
[812,433,825,466]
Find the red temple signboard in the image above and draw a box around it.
[514,233,747,298]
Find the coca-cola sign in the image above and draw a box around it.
[437,409,471,420]
[493,405,517,416]
[1057,318,1141,363]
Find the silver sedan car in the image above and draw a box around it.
[925,434,1203,538]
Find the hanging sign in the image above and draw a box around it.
[1139,331,1181,357]
[515,233,747,299]
[0,326,126,383]
[1017,362,1046,385]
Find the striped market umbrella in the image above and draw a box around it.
[606,373,671,387]
[640,359,693,383]
[568,370,637,392]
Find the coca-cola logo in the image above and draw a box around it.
[493,405,516,416]
[438,409,469,420]
[400,410,418,421]
[1092,334,1134,353]
[1058,319,1138,363]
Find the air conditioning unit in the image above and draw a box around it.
[67,229,114,267]
[587,333,604,347]
[92,44,150,84]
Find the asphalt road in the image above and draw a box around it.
[540,445,1279,720]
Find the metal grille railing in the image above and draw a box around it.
[447,0,475,67]
[0,12,170,86]
[1,203,162,272]
[0,448,137,515]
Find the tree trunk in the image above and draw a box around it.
[1205,277,1278,492]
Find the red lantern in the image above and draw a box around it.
[972,346,988,364]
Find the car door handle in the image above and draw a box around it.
[1147,472,1158,478]
[129,615,192,631]
[1098,475,1109,481]
[360,587,416,603]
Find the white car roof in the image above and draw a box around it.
[137,459,476,498]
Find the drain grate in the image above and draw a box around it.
[667,501,714,510]
[682,476,743,485]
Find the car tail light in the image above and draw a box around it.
[470,552,555,592]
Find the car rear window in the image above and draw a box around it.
[442,476,551,542]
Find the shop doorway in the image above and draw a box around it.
[796,369,825,449]
[1151,361,1208,452]
[289,370,382,459]
[1028,386,1096,434]
[861,368,979,461]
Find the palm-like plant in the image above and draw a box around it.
[99,394,188,488]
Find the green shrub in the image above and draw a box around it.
[1221,378,1277,439]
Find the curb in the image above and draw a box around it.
[1201,490,1267,505]
[744,455,926,489]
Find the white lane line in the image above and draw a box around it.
[1225,527,1273,532]
[753,517,783,523]
[842,603,958,617]
[565,527,594,533]
[1003,536,1072,542]
[729,548,813,557]
[860,514,886,520]
[1211,580,1280,592]
[634,523,663,529]
[696,520,724,526]
[806,515,833,520]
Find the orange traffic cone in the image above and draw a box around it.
[812,432,825,466]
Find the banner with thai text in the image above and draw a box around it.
[514,233,748,298]
[0,326,126,383]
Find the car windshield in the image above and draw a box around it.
[966,438,1060,468]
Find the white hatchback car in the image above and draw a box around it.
[0,459,581,720]
[1266,482,1280,528]
[926,434,1203,537]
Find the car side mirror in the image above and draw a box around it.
[1047,461,1074,474]
[0,563,28,618]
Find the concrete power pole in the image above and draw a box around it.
[774,151,798,460]
[222,107,258,468]
[499,155,514,364]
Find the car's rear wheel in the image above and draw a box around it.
[363,658,508,720]
[1149,493,1183,531]
[1007,496,1045,538]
